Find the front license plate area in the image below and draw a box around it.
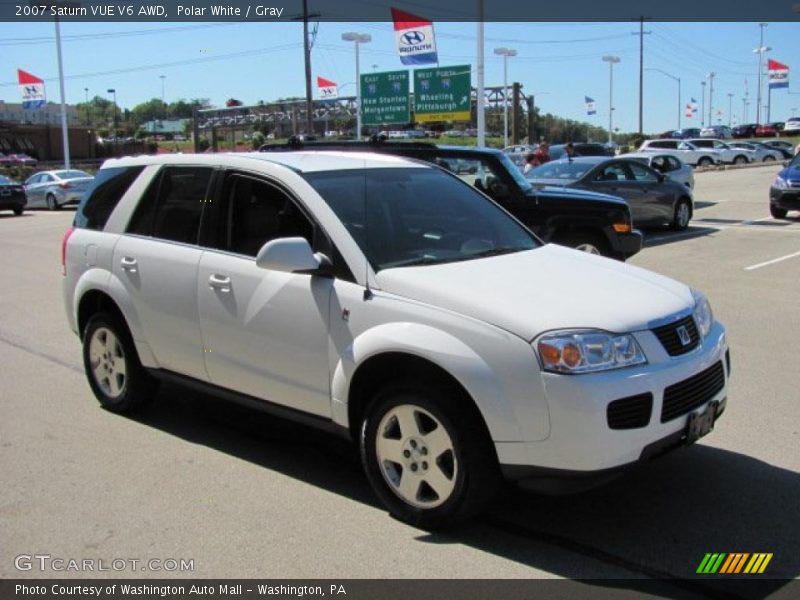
[685,401,718,444]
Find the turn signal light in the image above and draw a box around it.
[613,223,631,233]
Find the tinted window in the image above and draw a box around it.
[213,174,314,257]
[527,160,590,181]
[126,166,212,244]
[304,168,537,271]
[55,170,91,179]
[595,163,629,182]
[74,166,144,231]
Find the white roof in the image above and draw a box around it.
[102,150,423,174]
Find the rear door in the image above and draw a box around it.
[112,165,213,380]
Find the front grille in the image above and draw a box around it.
[661,361,725,422]
[607,393,653,430]
[652,314,700,356]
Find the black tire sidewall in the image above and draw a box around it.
[673,199,691,230]
[360,385,496,528]
[47,194,57,210]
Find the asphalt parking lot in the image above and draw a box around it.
[1,164,798,595]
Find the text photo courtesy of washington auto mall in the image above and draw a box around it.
[1,1,800,599]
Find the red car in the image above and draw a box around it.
[755,123,784,137]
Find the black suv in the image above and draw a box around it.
[260,141,643,260]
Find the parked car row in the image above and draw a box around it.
[0,152,38,167]
[0,169,95,216]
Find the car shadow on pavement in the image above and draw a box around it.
[643,226,719,248]
[131,385,798,598]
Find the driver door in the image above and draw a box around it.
[196,171,334,417]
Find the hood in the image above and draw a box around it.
[526,185,627,206]
[375,244,694,341]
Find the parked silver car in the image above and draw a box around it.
[728,141,783,162]
[623,152,694,189]
[686,138,754,165]
[24,170,94,210]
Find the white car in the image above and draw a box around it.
[638,139,723,167]
[686,138,754,165]
[782,117,800,134]
[728,142,783,162]
[623,152,695,189]
[63,152,730,527]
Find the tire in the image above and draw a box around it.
[672,198,692,231]
[733,155,748,165]
[82,312,157,414]
[555,232,609,257]
[13,205,23,216]
[764,155,776,162]
[360,384,499,529]
[697,157,713,167]
[770,204,788,219]
[46,193,59,211]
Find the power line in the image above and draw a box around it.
[0,23,242,46]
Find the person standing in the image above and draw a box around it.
[531,142,550,167]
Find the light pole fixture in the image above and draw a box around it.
[646,68,680,130]
[494,47,517,148]
[602,55,620,144]
[342,32,372,141]
[707,72,716,127]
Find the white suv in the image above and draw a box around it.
[63,152,730,527]
[639,139,723,167]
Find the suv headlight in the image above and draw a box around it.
[772,176,788,190]
[692,289,714,338]
[536,330,647,374]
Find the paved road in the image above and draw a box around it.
[1,165,797,595]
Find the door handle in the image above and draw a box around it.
[120,256,138,273]
[208,274,232,292]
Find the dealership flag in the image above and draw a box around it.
[585,96,596,115]
[317,76,338,99]
[768,59,789,89]
[18,69,46,109]
[684,97,698,118]
[391,7,438,65]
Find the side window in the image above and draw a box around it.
[74,166,145,230]
[628,162,658,182]
[216,174,315,257]
[596,163,628,182]
[650,156,666,172]
[127,166,212,245]
[666,157,681,171]
[41,174,54,183]
[446,158,510,199]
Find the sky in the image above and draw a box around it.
[1,19,799,135]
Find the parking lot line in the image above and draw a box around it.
[744,250,800,271]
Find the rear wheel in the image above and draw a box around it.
[46,193,59,211]
[82,313,157,413]
[763,155,776,162]
[697,157,713,167]
[13,205,23,216]
[360,384,499,529]
[770,204,788,219]
[733,155,748,165]
[672,199,692,230]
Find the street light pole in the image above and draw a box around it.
[494,47,517,148]
[646,68,680,130]
[701,81,706,127]
[107,88,117,155]
[707,72,715,127]
[755,22,768,124]
[602,56,620,144]
[159,74,166,121]
[342,32,371,141]
[727,93,734,126]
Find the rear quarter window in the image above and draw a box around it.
[74,166,145,230]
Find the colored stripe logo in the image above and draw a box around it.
[697,553,773,574]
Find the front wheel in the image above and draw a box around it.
[672,199,692,231]
[360,385,499,529]
[13,205,24,216]
[555,232,609,257]
[770,204,788,219]
[697,157,713,167]
[82,313,157,413]
[733,155,748,165]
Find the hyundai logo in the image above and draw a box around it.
[401,31,425,46]
[677,325,692,346]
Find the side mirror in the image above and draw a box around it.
[255,237,331,274]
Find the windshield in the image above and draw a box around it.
[303,167,538,271]
[525,160,590,181]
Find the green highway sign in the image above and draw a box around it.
[360,70,410,126]
[413,65,472,123]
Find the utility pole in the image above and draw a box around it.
[602,55,620,144]
[701,81,706,127]
[302,0,313,135]
[755,22,768,125]
[707,72,715,126]
[632,16,651,135]
[476,0,486,147]
[727,93,734,126]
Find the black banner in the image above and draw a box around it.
[2,0,800,23]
